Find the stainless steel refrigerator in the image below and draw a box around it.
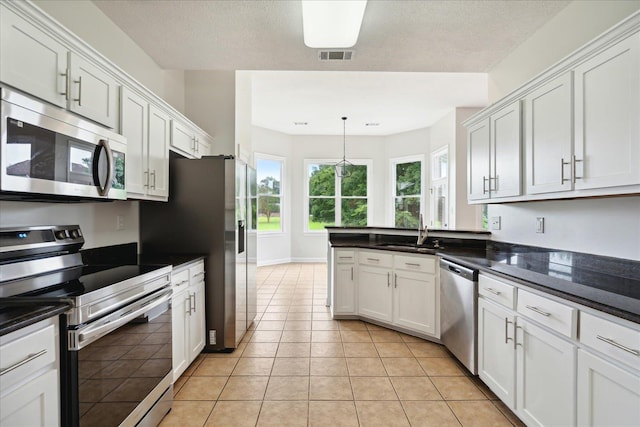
[140,155,257,351]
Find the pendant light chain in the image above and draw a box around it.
[335,116,353,178]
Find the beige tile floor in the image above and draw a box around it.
[160,263,525,427]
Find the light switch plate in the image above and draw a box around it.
[116,215,125,230]
[536,217,545,233]
[491,216,501,230]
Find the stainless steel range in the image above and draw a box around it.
[0,225,173,427]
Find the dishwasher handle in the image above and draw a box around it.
[439,259,478,282]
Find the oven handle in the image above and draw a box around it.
[71,288,172,350]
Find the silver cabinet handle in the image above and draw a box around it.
[174,279,189,287]
[515,324,523,347]
[143,170,149,188]
[394,273,398,288]
[338,256,353,260]
[561,157,571,184]
[190,293,196,314]
[367,258,380,262]
[405,262,421,267]
[505,318,513,344]
[195,138,200,153]
[525,305,551,317]
[485,287,501,295]
[596,335,639,356]
[350,266,353,281]
[387,272,390,287]
[490,175,498,192]
[193,272,205,279]
[73,75,82,106]
[573,155,583,182]
[0,349,47,376]
[60,69,70,100]
[150,170,156,189]
[191,136,196,151]
[482,176,489,194]
[186,294,192,314]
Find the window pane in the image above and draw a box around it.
[395,197,420,228]
[341,164,367,197]
[396,161,421,196]
[432,182,448,229]
[309,164,335,196]
[341,198,367,226]
[432,150,448,179]
[258,196,280,231]
[309,197,335,229]
[257,159,281,196]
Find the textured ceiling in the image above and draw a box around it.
[93,0,570,72]
[92,0,570,135]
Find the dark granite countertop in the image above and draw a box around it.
[0,300,71,336]
[329,235,640,324]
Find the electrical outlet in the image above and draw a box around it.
[491,216,501,230]
[116,215,125,230]
[536,217,545,233]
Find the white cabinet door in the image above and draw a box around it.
[393,270,437,335]
[334,263,356,315]
[467,118,491,201]
[574,33,640,190]
[358,265,392,323]
[69,53,119,129]
[171,119,196,157]
[147,105,170,198]
[0,369,59,427]
[577,349,640,427]
[516,318,576,427]
[525,72,574,195]
[121,87,149,198]
[172,289,189,381]
[477,298,516,409]
[0,5,68,108]
[188,280,206,360]
[491,101,522,198]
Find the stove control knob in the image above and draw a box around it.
[69,229,80,239]
[55,230,68,240]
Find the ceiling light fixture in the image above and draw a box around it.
[335,117,353,178]
[302,0,367,48]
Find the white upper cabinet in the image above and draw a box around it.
[147,105,170,198]
[68,53,119,129]
[467,119,491,201]
[573,33,640,190]
[0,4,68,109]
[524,72,574,195]
[491,101,522,198]
[171,119,209,159]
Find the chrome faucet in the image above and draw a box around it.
[417,214,428,245]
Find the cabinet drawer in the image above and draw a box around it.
[517,289,576,338]
[190,261,205,283]
[478,274,516,309]
[0,319,57,390]
[580,312,639,369]
[335,250,356,264]
[394,254,436,274]
[172,268,190,291]
[359,251,393,268]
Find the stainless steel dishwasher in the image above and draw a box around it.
[440,259,479,374]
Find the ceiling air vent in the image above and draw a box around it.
[318,50,354,61]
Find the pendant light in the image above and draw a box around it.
[335,116,353,178]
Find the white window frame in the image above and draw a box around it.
[255,152,285,235]
[390,154,425,227]
[304,158,373,233]
[429,146,449,229]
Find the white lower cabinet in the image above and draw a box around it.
[358,264,393,323]
[172,260,206,381]
[516,318,576,427]
[393,269,437,335]
[0,317,60,427]
[577,349,640,426]
[332,249,356,316]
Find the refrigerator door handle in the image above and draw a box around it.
[238,219,245,254]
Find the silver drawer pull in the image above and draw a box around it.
[0,349,47,376]
[525,305,551,317]
[338,256,353,260]
[193,272,205,278]
[174,279,189,287]
[367,258,380,262]
[485,287,501,295]
[405,262,421,267]
[596,335,639,356]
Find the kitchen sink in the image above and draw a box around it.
[375,243,437,254]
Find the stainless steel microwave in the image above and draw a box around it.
[1,88,126,201]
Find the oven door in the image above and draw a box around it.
[0,89,126,200]
[62,287,172,427]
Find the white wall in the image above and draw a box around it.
[489,0,640,102]
[486,2,640,261]
[489,197,640,260]
[184,71,237,156]
[453,108,482,230]
[33,0,186,112]
[0,200,139,249]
